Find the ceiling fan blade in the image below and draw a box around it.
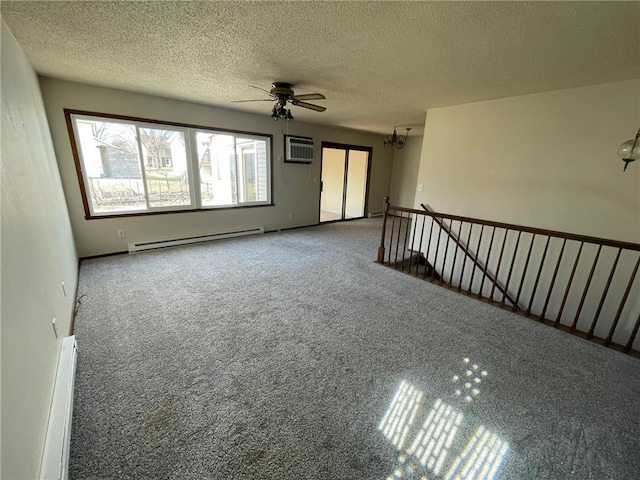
[291,93,326,101]
[231,99,274,103]
[248,85,273,96]
[293,101,327,112]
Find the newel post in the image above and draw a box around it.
[377,196,390,263]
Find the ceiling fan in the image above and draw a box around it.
[232,82,326,121]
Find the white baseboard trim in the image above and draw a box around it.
[40,335,77,480]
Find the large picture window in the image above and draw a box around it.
[66,111,272,218]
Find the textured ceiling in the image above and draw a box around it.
[2,1,639,134]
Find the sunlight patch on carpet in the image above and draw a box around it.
[444,426,508,480]
[407,399,463,474]
[378,380,424,450]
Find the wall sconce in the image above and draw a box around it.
[383,127,411,149]
[618,127,640,171]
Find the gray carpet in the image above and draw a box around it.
[70,218,640,479]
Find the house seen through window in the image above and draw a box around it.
[68,112,272,217]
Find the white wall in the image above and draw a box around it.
[39,78,394,257]
[410,80,640,348]
[389,135,423,208]
[1,20,78,479]
[415,80,640,243]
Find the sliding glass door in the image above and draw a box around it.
[320,143,371,223]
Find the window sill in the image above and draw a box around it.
[84,202,275,220]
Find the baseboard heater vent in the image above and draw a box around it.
[40,335,77,480]
[127,227,265,253]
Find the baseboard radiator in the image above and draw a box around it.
[127,227,265,253]
[40,335,77,480]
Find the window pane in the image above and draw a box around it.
[74,118,146,214]
[71,113,271,217]
[236,137,268,203]
[196,132,237,206]
[345,150,368,218]
[139,128,191,208]
[320,148,346,221]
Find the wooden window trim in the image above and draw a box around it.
[64,109,274,219]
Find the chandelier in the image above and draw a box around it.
[383,127,411,149]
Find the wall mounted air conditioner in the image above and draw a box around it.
[285,135,314,163]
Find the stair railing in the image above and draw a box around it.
[419,203,518,307]
[377,197,640,356]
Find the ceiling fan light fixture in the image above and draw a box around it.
[234,82,326,121]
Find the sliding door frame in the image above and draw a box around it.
[318,142,373,224]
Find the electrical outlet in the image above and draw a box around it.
[52,318,58,338]
[61,281,67,297]
[418,184,424,192]
[117,229,125,238]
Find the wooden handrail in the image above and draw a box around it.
[420,204,517,306]
[386,203,640,251]
[376,197,640,357]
